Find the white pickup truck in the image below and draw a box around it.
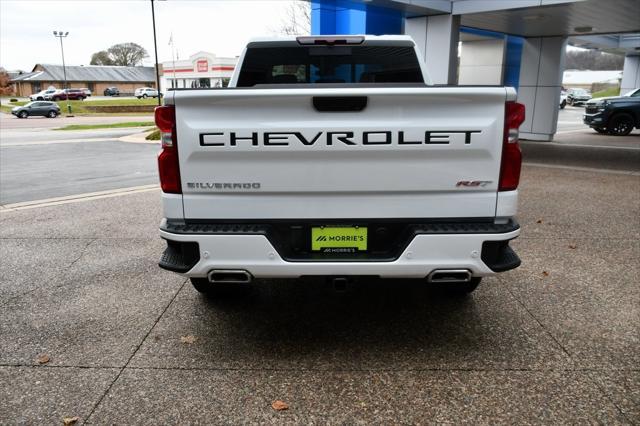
[156,35,524,296]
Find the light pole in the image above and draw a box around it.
[150,0,162,106]
[52,30,72,116]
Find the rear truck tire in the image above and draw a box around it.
[18,111,28,118]
[433,277,482,296]
[594,127,608,134]
[47,110,58,118]
[190,277,249,298]
[608,113,634,136]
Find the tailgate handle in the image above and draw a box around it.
[312,96,367,112]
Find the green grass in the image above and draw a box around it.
[146,128,161,140]
[55,121,155,131]
[592,87,620,98]
[0,105,17,113]
[83,98,158,106]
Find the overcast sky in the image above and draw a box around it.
[0,0,304,71]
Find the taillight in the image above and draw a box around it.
[155,105,181,194]
[499,102,525,191]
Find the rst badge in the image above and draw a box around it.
[456,180,492,188]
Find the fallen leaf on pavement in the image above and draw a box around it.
[536,219,543,224]
[63,416,79,425]
[568,244,577,249]
[272,400,289,411]
[542,271,549,277]
[180,335,197,344]
[36,354,50,364]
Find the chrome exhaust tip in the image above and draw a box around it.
[427,269,472,283]
[207,269,253,284]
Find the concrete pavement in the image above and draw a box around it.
[0,163,638,424]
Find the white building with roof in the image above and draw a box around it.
[562,70,623,89]
[160,51,237,91]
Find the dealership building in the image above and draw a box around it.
[311,0,640,141]
[10,64,156,96]
[160,52,236,90]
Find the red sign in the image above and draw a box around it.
[196,59,208,72]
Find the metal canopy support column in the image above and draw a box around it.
[620,55,640,95]
[405,15,460,84]
[517,36,567,141]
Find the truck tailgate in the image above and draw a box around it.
[173,87,510,219]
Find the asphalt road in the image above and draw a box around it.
[0,113,158,204]
[0,141,159,204]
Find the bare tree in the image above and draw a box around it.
[0,67,14,95]
[565,50,624,70]
[272,1,311,36]
[90,43,148,66]
[107,43,149,66]
[90,50,115,66]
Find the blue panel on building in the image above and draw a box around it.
[311,0,402,36]
[311,3,524,88]
[504,36,523,88]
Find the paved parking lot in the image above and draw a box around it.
[0,160,638,423]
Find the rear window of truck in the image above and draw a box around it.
[237,45,424,87]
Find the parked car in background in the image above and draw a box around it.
[622,88,640,97]
[45,88,87,101]
[583,88,640,136]
[104,87,120,96]
[566,88,591,106]
[80,88,92,97]
[30,89,57,101]
[135,87,161,99]
[11,101,60,118]
[559,90,567,109]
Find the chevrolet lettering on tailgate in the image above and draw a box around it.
[200,130,482,147]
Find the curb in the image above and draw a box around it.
[118,129,159,144]
[0,184,159,212]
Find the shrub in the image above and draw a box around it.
[146,128,160,140]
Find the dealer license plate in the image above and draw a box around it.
[311,226,367,253]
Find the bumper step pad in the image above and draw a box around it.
[481,240,521,272]
[159,240,200,273]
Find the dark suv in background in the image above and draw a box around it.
[566,88,592,106]
[583,88,640,136]
[103,87,120,96]
[11,101,60,118]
